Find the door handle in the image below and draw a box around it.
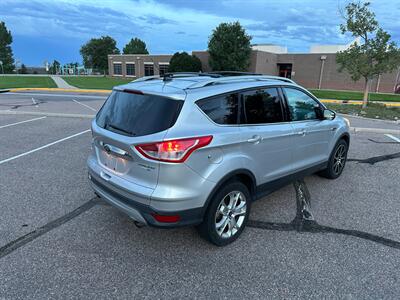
[100,141,129,157]
[247,135,262,143]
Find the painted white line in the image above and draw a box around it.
[0,129,91,165]
[72,99,97,112]
[5,92,107,99]
[0,110,94,119]
[0,116,47,129]
[385,134,400,143]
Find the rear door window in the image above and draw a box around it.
[197,93,239,125]
[96,91,183,137]
[241,88,284,124]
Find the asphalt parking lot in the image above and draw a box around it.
[1,91,400,299]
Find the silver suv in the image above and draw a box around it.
[87,73,350,246]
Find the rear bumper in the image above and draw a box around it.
[88,171,204,228]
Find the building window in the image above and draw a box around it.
[113,63,122,75]
[144,64,154,76]
[159,64,169,76]
[126,63,135,76]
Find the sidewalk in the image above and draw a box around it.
[50,76,77,89]
[321,99,400,107]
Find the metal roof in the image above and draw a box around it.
[114,74,297,100]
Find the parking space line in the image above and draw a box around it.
[0,110,95,119]
[0,116,47,129]
[72,99,97,112]
[0,129,91,165]
[5,92,107,99]
[385,134,400,143]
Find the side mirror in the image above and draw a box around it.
[314,104,324,119]
[323,109,336,120]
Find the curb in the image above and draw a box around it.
[339,113,400,124]
[0,110,95,119]
[320,99,400,107]
[350,127,400,135]
[8,88,111,94]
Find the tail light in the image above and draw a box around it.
[135,136,213,163]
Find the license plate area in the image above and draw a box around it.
[98,149,130,174]
[103,151,117,171]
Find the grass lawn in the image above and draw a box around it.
[326,102,400,121]
[62,76,132,90]
[310,89,400,102]
[0,76,57,89]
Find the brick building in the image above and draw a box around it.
[108,54,172,78]
[108,46,400,93]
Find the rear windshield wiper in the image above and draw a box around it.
[105,123,135,136]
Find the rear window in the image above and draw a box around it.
[96,91,183,137]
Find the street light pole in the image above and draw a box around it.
[394,67,400,93]
[318,55,327,90]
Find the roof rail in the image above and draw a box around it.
[187,75,296,89]
[208,71,262,77]
[162,72,221,82]
[131,73,215,83]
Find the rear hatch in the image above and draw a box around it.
[92,89,184,190]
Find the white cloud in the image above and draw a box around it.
[0,0,398,64]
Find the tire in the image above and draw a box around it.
[319,139,348,179]
[197,181,251,246]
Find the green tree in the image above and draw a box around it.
[123,38,148,54]
[168,52,202,73]
[337,1,400,108]
[80,36,119,74]
[19,63,27,74]
[49,60,60,74]
[0,21,15,73]
[208,21,252,71]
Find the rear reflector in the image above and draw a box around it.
[135,135,213,163]
[152,213,181,223]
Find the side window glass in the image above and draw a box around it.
[284,88,319,121]
[197,94,238,125]
[242,88,284,124]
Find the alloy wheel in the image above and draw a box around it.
[333,144,346,175]
[215,191,247,238]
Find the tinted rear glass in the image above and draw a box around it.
[96,91,183,137]
[196,93,239,124]
[242,88,284,124]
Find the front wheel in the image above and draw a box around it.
[198,181,251,246]
[319,139,348,179]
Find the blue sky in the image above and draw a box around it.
[1,0,399,66]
